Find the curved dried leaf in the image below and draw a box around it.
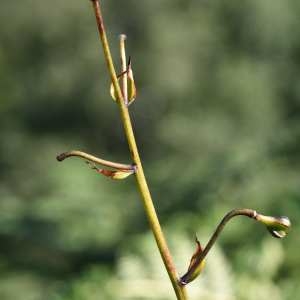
[98,168,134,180]
[180,237,206,285]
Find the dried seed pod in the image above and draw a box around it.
[180,237,206,285]
[110,58,136,105]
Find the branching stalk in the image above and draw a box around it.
[56,150,134,170]
[200,209,257,263]
[180,209,257,284]
[89,1,187,299]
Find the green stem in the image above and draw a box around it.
[119,34,128,105]
[90,1,187,299]
[201,209,257,260]
[180,208,257,285]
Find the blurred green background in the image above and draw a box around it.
[0,0,299,299]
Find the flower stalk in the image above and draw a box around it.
[180,209,291,285]
[57,150,134,170]
[88,1,187,299]
[119,34,128,105]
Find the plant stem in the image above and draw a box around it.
[180,208,257,285]
[90,1,187,299]
[119,34,128,105]
[201,209,257,260]
[56,150,134,170]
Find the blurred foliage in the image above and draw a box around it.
[0,0,299,299]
